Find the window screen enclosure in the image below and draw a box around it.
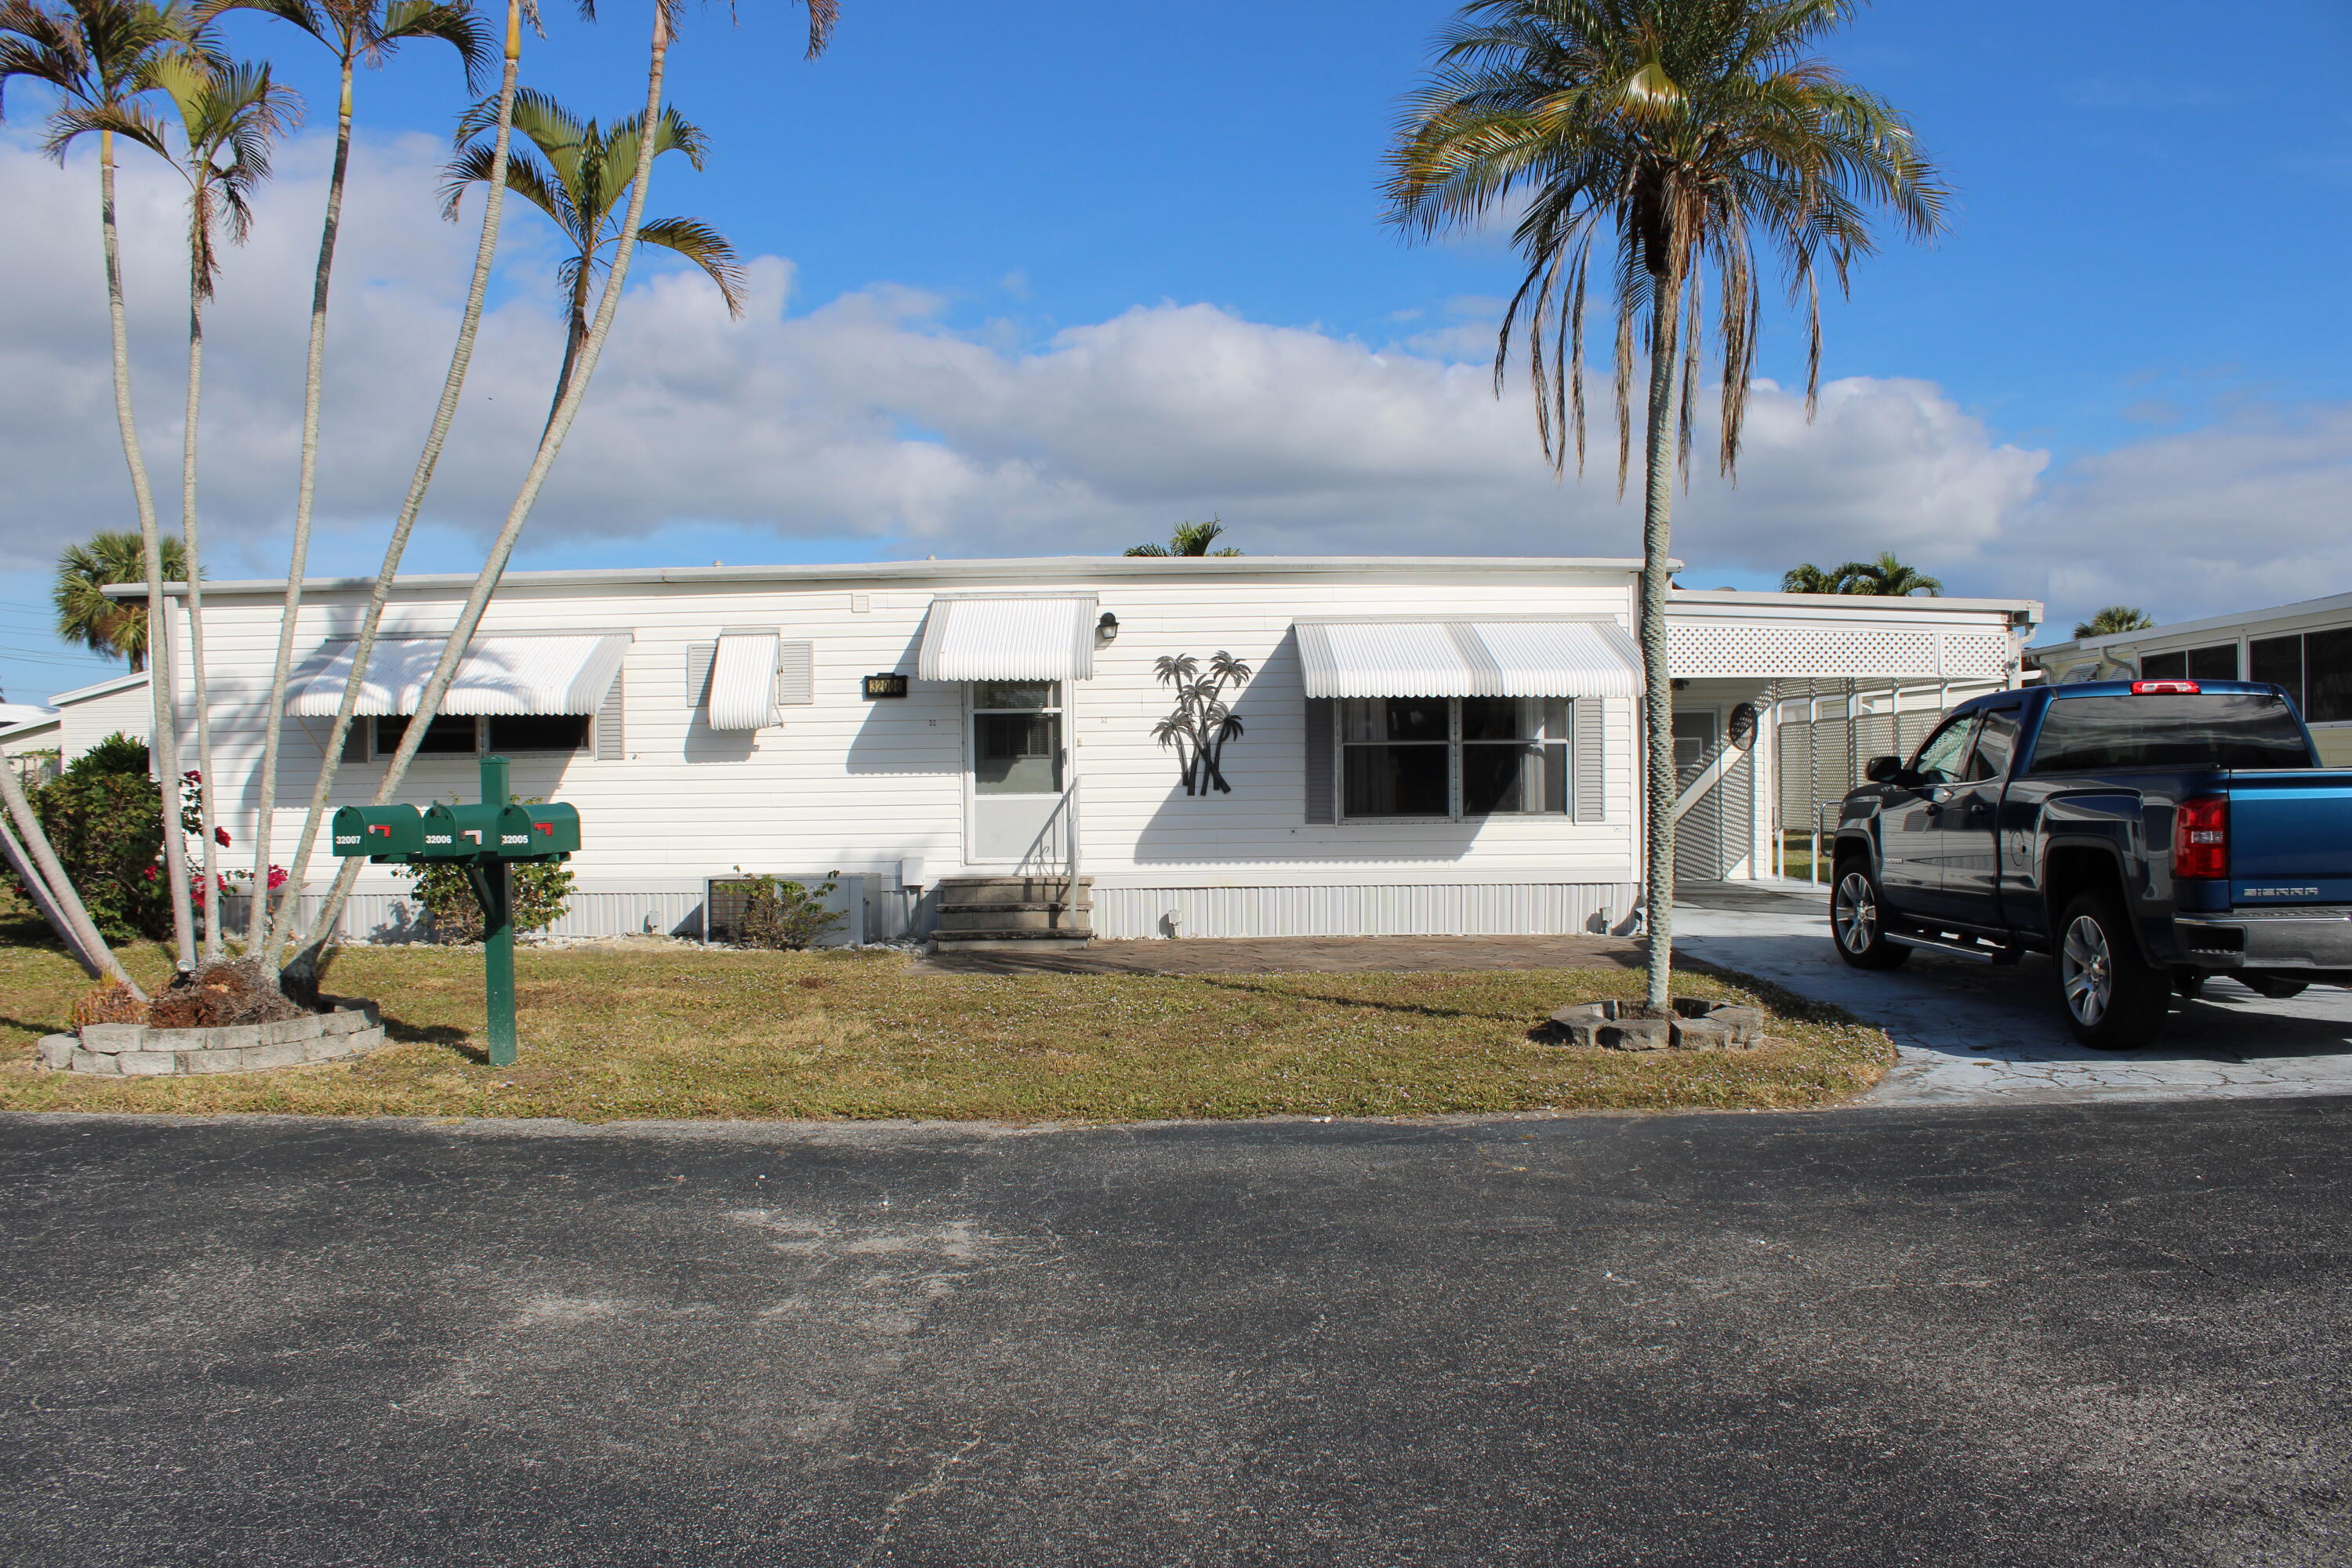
[1338,696,1570,819]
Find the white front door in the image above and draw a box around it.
[968,681,1069,866]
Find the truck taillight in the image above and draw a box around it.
[2133,680,2200,694]
[2175,795,2228,880]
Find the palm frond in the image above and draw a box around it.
[633,216,745,315]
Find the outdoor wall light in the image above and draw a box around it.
[1096,612,1120,644]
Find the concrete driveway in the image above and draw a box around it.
[1673,881,2352,1106]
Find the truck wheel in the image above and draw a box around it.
[2055,892,2168,1050]
[1831,863,1911,971]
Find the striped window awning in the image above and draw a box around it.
[916,595,1098,683]
[284,633,630,717]
[706,631,779,731]
[1296,619,1643,699]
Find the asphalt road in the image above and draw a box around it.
[4,1102,2349,1567]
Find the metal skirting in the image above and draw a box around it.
[1091,883,1644,940]
[221,880,1642,944]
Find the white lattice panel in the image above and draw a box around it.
[1670,623,2014,680]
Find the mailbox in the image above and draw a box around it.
[331,804,423,861]
[498,801,579,859]
[418,802,506,858]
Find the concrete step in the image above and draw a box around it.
[933,928,1094,949]
[938,901,1093,915]
[938,876,1092,898]
[938,907,1092,934]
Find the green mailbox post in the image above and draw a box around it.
[331,756,577,1066]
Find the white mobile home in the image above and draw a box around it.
[140,557,2037,943]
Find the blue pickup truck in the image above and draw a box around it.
[1830,678,2352,1048]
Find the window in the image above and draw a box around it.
[2027,693,2312,773]
[1339,697,1570,819]
[2141,643,2240,681]
[2308,628,2352,723]
[2251,634,2305,710]
[488,714,590,753]
[1961,709,2020,782]
[1910,717,1976,785]
[374,713,477,757]
[2237,629,2352,722]
[972,682,1062,795]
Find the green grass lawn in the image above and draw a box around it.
[0,918,1892,1122]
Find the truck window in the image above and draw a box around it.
[1961,708,2020,782]
[1911,716,1976,784]
[2026,694,2314,773]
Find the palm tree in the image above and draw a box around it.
[1126,517,1240,557]
[1835,551,1939,597]
[263,0,532,970]
[445,88,744,426]
[54,530,191,668]
[1385,0,1946,1009]
[68,54,299,960]
[2073,605,2152,641]
[281,0,840,975]
[1,0,209,970]
[1780,561,1849,595]
[201,0,486,955]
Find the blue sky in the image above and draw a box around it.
[4,0,2350,699]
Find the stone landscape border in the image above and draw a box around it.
[34,1003,386,1076]
[1547,996,1769,1051]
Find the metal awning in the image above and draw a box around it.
[285,633,630,717]
[706,631,779,731]
[1296,619,1644,699]
[916,595,1098,683]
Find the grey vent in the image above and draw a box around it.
[686,643,715,708]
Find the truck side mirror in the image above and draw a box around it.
[1864,754,1904,784]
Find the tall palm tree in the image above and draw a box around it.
[1780,561,1848,595]
[2073,605,2151,641]
[444,88,744,426]
[1385,0,1946,1008]
[201,0,487,954]
[54,530,191,668]
[266,0,536,969]
[1835,550,1939,597]
[67,53,300,960]
[0,0,209,969]
[281,0,839,975]
[1125,517,1240,557]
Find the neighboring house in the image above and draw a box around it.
[2027,590,2352,767]
[0,672,150,764]
[117,557,2037,942]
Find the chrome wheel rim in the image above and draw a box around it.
[1834,872,1878,954]
[2061,916,2113,1026]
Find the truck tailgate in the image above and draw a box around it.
[2227,771,2352,905]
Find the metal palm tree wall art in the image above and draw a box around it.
[1152,652,1251,796]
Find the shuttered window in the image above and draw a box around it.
[1303,698,1335,824]
[1571,698,1606,822]
[595,669,625,760]
[777,641,814,705]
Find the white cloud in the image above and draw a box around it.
[28,122,2325,644]
[2005,405,2352,627]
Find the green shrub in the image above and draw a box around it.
[730,869,845,950]
[0,767,168,940]
[71,732,151,778]
[394,797,575,944]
